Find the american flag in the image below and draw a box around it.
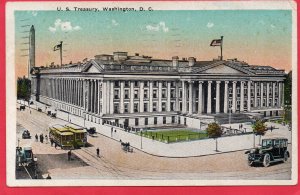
[210,39,222,47]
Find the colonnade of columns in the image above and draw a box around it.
[39,77,285,116]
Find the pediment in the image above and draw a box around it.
[82,60,103,73]
[202,64,246,74]
[86,65,100,73]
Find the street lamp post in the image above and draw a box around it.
[229,107,232,125]
[33,157,38,179]
[140,128,143,149]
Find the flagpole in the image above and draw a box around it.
[60,41,63,66]
[220,36,223,60]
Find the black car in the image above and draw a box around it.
[245,138,289,167]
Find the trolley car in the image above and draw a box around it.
[49,124,74,149]
[64,124,87,148]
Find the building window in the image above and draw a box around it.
[237,100,240,106]
[237,87,240,95]
[153,81,158,87]
[114,104,119,114]
[263,98,266,107]
[124,103,129,113]
[263,86,267,96]
[134,90,139,99]
[153,90,157,98]
[162,102,166,111]
[171,89,175,98]
[124,119,129,127]
[251,99,254,107]
[115,119,119,125]
[163,117,166,124]
[125,89,129,99]
[134,81,139,87]
[257,98,260,107]
[162,81,167,87]
[275,98,278,106]
[179,90,182,98]
[229,88,232,95]
[171,102,175,111]
[144,90,148,99]
[229,99,232,108]
[257,87,260,96]
[154,117,157,125]
[162,89,167,98]
[144,103,148,112]
[134,103,139,112]
[145,118,148,125]
[144,81,148,87]
[114,81,120,87]
[269,99,272,106]
[153,102,157,112]
[180,102,182,111]
[171,81,176,87]
[114,89,119,99]
[172,116,175,123]
[125,81,130,87]
[135,118,139,126]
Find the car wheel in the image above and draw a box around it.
[284,151,289,162]
[263,153,271,167]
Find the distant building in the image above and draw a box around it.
[31,52,286,128]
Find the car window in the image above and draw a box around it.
[262,140,273,147]
[274,140,280,147]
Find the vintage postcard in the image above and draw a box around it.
[6,1,297,186]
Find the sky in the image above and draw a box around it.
[15,10,292,78]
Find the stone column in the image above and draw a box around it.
[188,81,193,115]
[247,81,251,111]
[240,81,245,112]
[139,81,144,112]
[167,81,171,112]
[266,82,270,107]
[110,81,114,114]
[102,81,107,115]
[149,81,153,112]
[272,82,276,107]
[260,82,264,107]
[158,81,162,112]
[94,80,97,113]
[120,81,124,113]
[207,81,212,114]
[254,82,257,107]
[215,81,220,113]
[198,81,203,114]
[232,81,237,113]
[175,81,179,112]
[282,82,285,106]
[130,81,134,113]
[97,80,101,114]
[182,80,186,113]
[91,80,94,112]
[106,80,110,114]
[223,81,228,113]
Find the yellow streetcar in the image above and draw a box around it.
[64,124,88,148]
[49,124,74,149]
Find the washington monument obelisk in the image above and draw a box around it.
[28,25,35,79]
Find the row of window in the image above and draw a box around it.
[228,98,279,108]
[114,81,177,88]
[114,88,177,99]
[127,116,176,126]
[113,102,176,113]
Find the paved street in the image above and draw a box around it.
[16,104,292,180]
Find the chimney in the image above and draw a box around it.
[172,56,179,67]
[135,53,139,56]
[188,57,195,67]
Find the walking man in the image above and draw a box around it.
[96,147,100,158]
[35,134,38,142]
[68,150,71,161]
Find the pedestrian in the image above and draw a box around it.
[35,134,38,142]
[46,174,51,179]
[270,126,273,132]
[111,127,113,137]
[50,138,54,146]
[96,147,100,158]
[241,124,243,129]
[40,134,44,143]
[68,150,71,161]
[45,135,48,144]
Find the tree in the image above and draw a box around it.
[284,70,292,106]
[17,76,31,101]
[253,120,267,145]
[206,122,223,152]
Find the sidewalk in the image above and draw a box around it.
[18,100,292,158]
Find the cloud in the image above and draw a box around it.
[48,19,81,33]
[32,11,38,17]
[112,19,119,26]
[146,21,169,33]
[270,24,276,29]
[207,22,214,28]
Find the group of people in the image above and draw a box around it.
[35,133,48,143]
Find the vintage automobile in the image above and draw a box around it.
[22,130,31,139]
[16,146,35,167]
[245,137,289,167]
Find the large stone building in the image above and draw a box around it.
[31,52,286,128]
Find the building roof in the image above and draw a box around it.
[34,52,286,76]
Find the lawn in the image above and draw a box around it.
[139,129,208,143]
